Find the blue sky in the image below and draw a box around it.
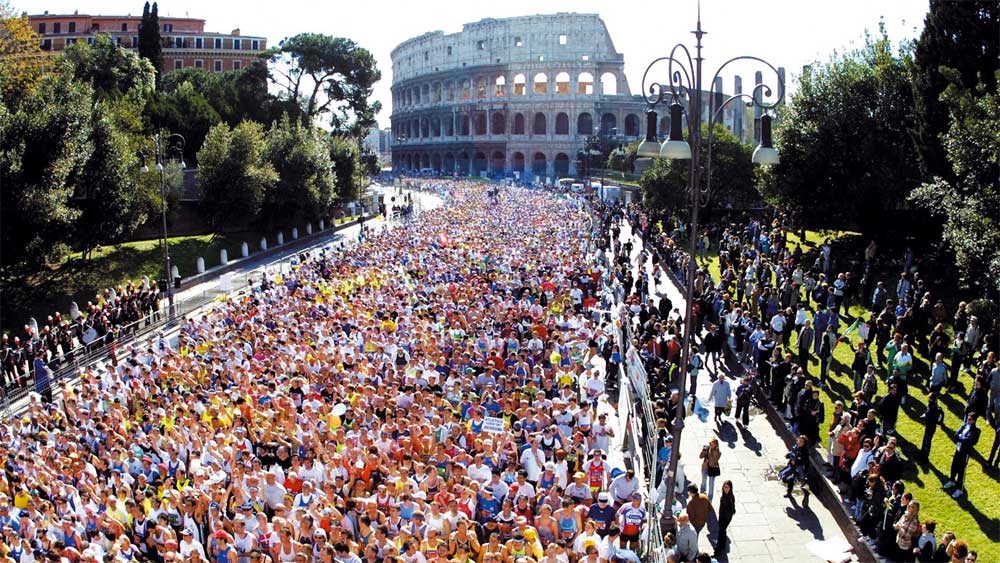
[22,0,932,127]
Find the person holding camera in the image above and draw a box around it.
[782,435,811,500]
[699,439,722,501]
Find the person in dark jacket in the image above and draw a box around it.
[878,383,902,435]
[783,435,811,498]
[965,376,989,419]
[703,324,725,378]
[874,437,904,484]
[713,480,736,559]
[918,393,944,463]
[945,413,982,499]
[798,388,825,446]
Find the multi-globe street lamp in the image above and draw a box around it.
[140,132,186,320]
[635,8,783,530]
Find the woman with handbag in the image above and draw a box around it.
[699,439,722,500]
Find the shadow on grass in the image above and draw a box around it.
[920,458,1000,542]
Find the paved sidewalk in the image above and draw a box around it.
[615,219,854,562]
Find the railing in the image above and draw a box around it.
[587,202,666,562]
[7,270,259,407]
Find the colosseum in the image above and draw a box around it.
[390,13,769,181]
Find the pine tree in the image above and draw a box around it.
[138,1,163,86]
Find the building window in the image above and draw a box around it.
[477,40,485,50]
[559,34,567,45]
[87,37,94,45]
[121,23,127,31]
[174,59,183,70]
[233,39,241,50]
[424,51,428,61]
[214,37,222,49]
[195,37,203,48]
[91,23,99,32]
[68,21,75,33]
[251,39,259,50]
[214,60,222,72]
[53,22,60,33]
[66,38,76,45]
[115,37,121,46]
[37,22,45,34]
[447,46,452,56]
[233,60,241,70]
[132,36,138,47]
[195,59,203,68]
[163,23,172,32]
[175,37,183,48]
[581,55,589,61]
[514,36,522,47]
[41,38,51,50]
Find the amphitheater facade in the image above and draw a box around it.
[390,13,773,181]
[389,13,644,181]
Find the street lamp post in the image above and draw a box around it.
[141,132,186,321]
[583,129,602,193]
[635,5,783,531]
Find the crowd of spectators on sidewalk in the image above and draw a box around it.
[0,183,667,563]
[3,284,163,391]
[613,201,998,562]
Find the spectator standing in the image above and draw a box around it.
[673,513,698,563]
[918,393,944,463]
[684,485,711,539]
[878,383,902,435]
[733,376,753,427]
[945,413,981,499]
[894,500,921,563]
[713,481,735,560]
[708,377,731,425]
[698,439,722,500]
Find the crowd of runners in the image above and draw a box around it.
[0,182,660,563]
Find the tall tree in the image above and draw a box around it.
[910,0,999,182]
[262,116,336,228]
[270,34,381,129]
[910,73,1000,291]
[63,34,155,101]
[144,81,222,166]
[0,0,46,106]
[0,70,93,269]
[641,123,757,223]
[328,134,359,201]
[138,1,163,86]
[161,63,297,127]
[758,32,919,233]
[72,102,148,259]
[197,121,277,229]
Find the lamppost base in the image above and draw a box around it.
[660,512,678,540]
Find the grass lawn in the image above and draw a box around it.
[698,230,999,561]
[2,231,260,335]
